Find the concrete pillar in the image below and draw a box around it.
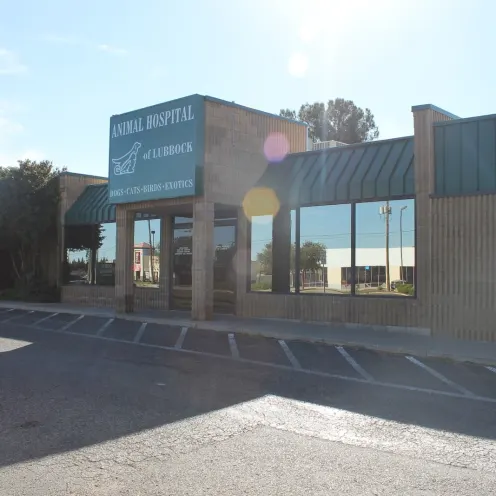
[235,208,250,315]
[158,215,173,310]
[115,206,135,313]
[192,199,214,320]
[272,207,291,293]
[412,104,456,328]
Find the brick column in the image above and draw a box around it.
[158,215,173,310]
[115,206,135,313]
[192,199,214,320]
[412,104,456,329]
[235,208,250,316]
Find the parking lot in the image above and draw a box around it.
[1,306,495,403]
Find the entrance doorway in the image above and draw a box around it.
[171,215,237,314]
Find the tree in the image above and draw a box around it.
[280,98,379,144]
[256,240,327,274]
[256,242,273,274]
[0,159,65,292]
[300,241,327,271]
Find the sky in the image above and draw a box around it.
[0,0,492,265]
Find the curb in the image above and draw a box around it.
[1,301,495,367]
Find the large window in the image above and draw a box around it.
[134,216,161,288]
[249,199,415,297]
[65,223,116,286]
[300,204,352,294]
[356,199,415,297]
[251,215,274,291]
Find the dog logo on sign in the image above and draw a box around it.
[112,142,142,175]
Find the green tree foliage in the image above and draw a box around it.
[0,160,64,293]
[256,241,327,274]
[280,98,379,144]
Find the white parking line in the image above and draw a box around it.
[228,333,240,359]
[32,312,59,326]
[336,346,374,381]
[7,316,496,404]
[134,322,148,343]
[279,340,302,369]
[96,318,114,336]
[1,310,34,323]
[59,314,85,332]
[405,356,476,397]
[175,327,188,349]
[486,366,496,375]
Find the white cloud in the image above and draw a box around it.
[0,48,28,75]
[98,44,127,56]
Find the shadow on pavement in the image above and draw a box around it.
[0,322,494,470]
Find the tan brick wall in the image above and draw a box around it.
[61,285,115,307]
[239,292,419,328]
[412,108,455,329]
[204,100,307,206]
[430,194,496,342]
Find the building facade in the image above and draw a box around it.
[58,95,496,342]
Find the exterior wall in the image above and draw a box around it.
[430,194,496,341]
[412,106,456,331]
[61,285,115,307]
[204,99,307,206]
[58,173,108,287]
[238,292,419,328]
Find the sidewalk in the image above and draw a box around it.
[1,300,496,366]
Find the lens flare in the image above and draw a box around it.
[264,132,289,163]
[242,187,280,220]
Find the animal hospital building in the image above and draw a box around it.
[56,94,496,343]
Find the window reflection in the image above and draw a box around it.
[355,199,415,296]
[250,215,273,291]
[134,217,161,287]
[65,223,116,286]
[300,204,352,294]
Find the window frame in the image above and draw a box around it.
[248,196,416,298]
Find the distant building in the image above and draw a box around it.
[133,242,160,282]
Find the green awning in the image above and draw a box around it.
[257,136,414,207]
[65,183,162,225]
[65,184,115,225]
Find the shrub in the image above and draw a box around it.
[396,283,414,296]
[251,281,272,291]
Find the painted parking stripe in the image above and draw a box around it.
[133,322,148,343]
[336,346,374,381]
[486,366,496,375]
[95,318,114,336]
[1,310,34,323]
[405,356,476,397]
[32,312,59,326]
[228,333,240,359]
[278,340,302,370]
[9,316,496,404]
[59,314,85,332]
[175,327,188,349]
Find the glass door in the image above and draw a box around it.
[170,216,237,313]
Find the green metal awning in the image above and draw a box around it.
[257,136,414,207]
[65,184,115,225]
[65,183,161,225]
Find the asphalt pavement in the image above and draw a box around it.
[0,307,495,495]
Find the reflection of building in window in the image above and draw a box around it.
[327,247,415,290]
[133,242,160,283]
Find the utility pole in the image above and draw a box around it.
[148,219,153,283]
[400,206,408,280]
[380,202,391,292]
